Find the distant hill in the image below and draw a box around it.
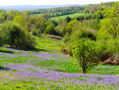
[0,4,85,11]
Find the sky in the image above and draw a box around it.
[0,0,118,6]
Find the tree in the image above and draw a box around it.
[98,2,119,39]
[44,21,56,35]
[72,38,99,73]
[65,16,71,23]
[7,10,15,21]
[0,14,5,23]
[28,16,46,34]
[13,15,27,28]
[66,20,80,35]
[0,21,35,49]
[42,13,51,18]
[15,10,21,16]
[99,18,119,39]
[55,20,67,36]
[13,15,28,32]
[24,10,30,16]
[0,29,4,46]
[0,22,23,47]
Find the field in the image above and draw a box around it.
[31,14,43,16]
[0,35,119,89]
[50,13,87,21]
[31,13,87,21]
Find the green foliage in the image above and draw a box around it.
[42,13,51,18]
[24,10,30,16]
[55,20,67,36]
[13,15,27,29]
[96,39,119,60]
[28,16,46,34]
[104,2,119,18]
[0,21,35,49]
[44,21,56,35]
[6,10,15,21]
[98,2,119,39]
[0,30,4,46]
[66,19,80,35]
[96,10,104,19]
[0,14,5,23]
[65,16,71,23]
[98,17,119,39]
[72,38,99,73]
[63,20,96,44]
[83,19,100,30]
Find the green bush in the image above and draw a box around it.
[0,21,36,49]
[0,30,3,46]
[72,38,99,73]
[55,20,67,36]
[95,39,119,61]
[44,21,56,35]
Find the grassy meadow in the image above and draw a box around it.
[0,35,119,89]
[31,13,87,21]
[50,13,87,21]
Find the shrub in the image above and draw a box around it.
[0,30,3,46]
[55,20,67,36]
[95,39,119,62]
[14,32,36,49]
[72,38,99,73]
[44,21,56,35]
[0,21,36,49]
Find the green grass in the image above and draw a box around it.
[35,35,64,52]
[0,35,119,75]
[31,13,88,21]
[50,13,88,21]
[0,35,119,89]
[31,14,43,16]
[88,63,119,75]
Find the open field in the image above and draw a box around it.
[31,13,87,21]
[0,35,119,89]
[31,14,43,16]
[50,13,87,21]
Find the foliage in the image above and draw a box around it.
[0,14,5,23]
[98,17,119,39]
[24,10,30,16]
[65,16,71,23]
[42,13,51,18]
[96,39,119,61]
[44,21,56,35]
[6,10,15,21]
[0,30,4,46]
[55,20,67,36]
[82,19,100,30]
[13,15,27,29]
[63,20,96,43]
[66,19,80,35]
[98,2,119,39]
[0,21,35,49]
[72,38,99,73]
[28,16,46,34]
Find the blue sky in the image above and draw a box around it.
[0,0,118,5]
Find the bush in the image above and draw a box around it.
[95,39,119,62]
[72,38,99,73]
[55,20,67,36]
[0,30,3,46]
[0,21,36,49]
[44,21,56,35]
